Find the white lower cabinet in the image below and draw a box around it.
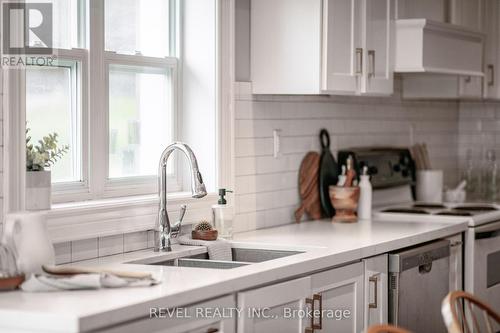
[310,262,365,333]
[237,276,311,333]
[237,262,364,333]
[363,254,389,328]
[97,295,236,333]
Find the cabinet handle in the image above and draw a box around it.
[206,329,218,333]
[356,48,363,75]
[369,276,378,309]
[488,64,495,86]
[368,50,375,78]
[306,293,322,332]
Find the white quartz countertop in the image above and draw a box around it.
[0,218,468,332]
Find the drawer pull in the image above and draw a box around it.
[369,276,378,309]
[306,293,322,332]
[356,48,363,75]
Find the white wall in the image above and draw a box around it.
[458,101,500,166]
[232,80,460,233]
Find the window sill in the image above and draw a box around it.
[47,192,218,243]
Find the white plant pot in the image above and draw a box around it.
[26,171,51,210]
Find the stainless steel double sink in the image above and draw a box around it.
[130,247,304,270]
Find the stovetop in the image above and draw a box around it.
[377,202,500,227]
[381,203,499,217]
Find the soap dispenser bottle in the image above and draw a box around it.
[357,166,372,220]
[212,189,234,239]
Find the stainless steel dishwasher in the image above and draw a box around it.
[389,240,451,333]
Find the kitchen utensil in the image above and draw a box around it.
[329,186,360,223]
[416,170,443,203]
[344,155,356,187]
[192,229,218,241]
[318,129,339,217]
[295,151,322,222]
[42,265,153,280]
[0,242,24,290]
[444,180,467,203]
[2,212,55,275]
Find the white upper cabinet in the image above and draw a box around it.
[362,0,395,94]
[251,0,323,95]
[450,0,484,32]
[396,0,447,22]
[251,0,395,95]
[484,0,500,99]
[322,0,362,94]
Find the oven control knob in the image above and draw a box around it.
[368,166,378,175]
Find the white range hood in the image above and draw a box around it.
[395,19,484,76]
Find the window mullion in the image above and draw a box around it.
[88,0,106,199]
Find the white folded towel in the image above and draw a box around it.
[20,273,160,292]
[178,236,232,261]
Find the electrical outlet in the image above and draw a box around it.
[273,129,282,158]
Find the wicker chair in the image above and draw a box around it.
[366,324,413,333]
[442,291,500,333]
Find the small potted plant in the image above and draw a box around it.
[26,127,69,210]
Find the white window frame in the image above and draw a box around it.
[37,0,181,203]
[2,0,235,242]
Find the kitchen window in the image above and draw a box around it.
[3,0,226,238]
[24,0,182,203]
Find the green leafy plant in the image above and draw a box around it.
[26,127,69,171]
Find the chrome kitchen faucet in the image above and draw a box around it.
[156,142,207,252]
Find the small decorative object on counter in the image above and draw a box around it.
[329,186,360,223]
[25,126,69,211]
[411,142,444,203]
[192,220,218,241]
[337,165,347,186]
[0,242,25,291]
[330,155,360,223]
[2,211,55,275]
[357,166,372,220]
[212,188,234,239]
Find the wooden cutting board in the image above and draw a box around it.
[295,151,323,222]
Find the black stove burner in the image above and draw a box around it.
[413,203,446,209]
[453,205,498,212]
[381,208,430,215]
[435,210,473,217]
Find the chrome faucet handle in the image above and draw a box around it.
[178,204,187,226]
[171,204,187,238]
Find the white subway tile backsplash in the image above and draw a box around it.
[54,242,71,265]
[71,238,98,262]
[234,81,462,229]
[124,231,149,252]
[98,234,124,257]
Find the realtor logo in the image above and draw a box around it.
[1,2,55,67]
[2,2,53,55]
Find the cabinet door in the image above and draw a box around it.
[450,0,484,32]
[237,276,311,333]
[484,0,500,99]
[362,0,394,95]
[310,262,364,333]
[364,254,388,329]
[322,0,362,94]
[96,295,236,333]
[459,76,483,99]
